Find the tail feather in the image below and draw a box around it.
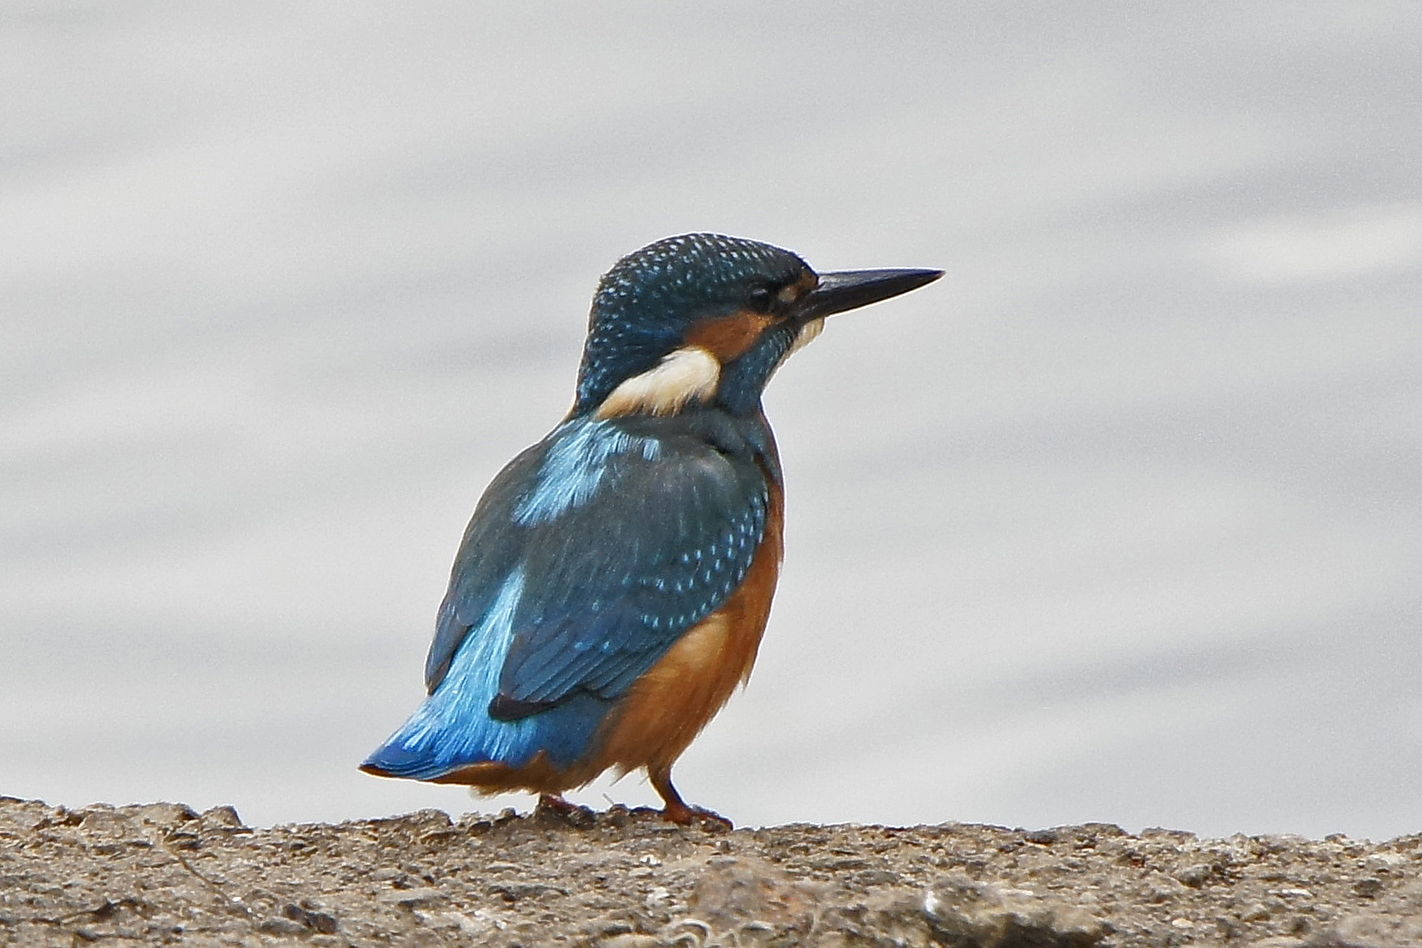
[362,567,609,782]
[360,683,610,782]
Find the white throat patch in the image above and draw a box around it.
[785,316,825,361]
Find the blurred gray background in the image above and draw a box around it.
[4,1,1420,838]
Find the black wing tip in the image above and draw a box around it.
[488,693,557,721]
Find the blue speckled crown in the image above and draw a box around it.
[574,234,810,411]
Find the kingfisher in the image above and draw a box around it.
[361,233,941,825]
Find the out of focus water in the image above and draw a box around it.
[4,1,1420,837]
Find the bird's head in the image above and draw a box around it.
[571,233,942,418]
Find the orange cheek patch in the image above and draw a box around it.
[685,311,777,361]
[787,270,818,301]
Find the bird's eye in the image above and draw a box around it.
[747,285,774,310]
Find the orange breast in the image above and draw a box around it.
[590,476,785,780]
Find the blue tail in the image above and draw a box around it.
[361,569,609,782]
[360,685,610,782]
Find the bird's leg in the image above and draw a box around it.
[650,766,732,829]
[536,793,577,815]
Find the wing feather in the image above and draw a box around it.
[423,414,775,714]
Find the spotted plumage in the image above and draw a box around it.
[362,233,941,824]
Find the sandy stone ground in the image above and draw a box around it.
[1,795,1419,947]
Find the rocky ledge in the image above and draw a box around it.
[1,796,1418,947]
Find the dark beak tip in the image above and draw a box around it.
[894,268,946,291]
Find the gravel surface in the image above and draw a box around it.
[1,795,1419,946]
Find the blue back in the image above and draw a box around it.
[362,408,780,779]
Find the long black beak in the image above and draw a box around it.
[792,267,943,321]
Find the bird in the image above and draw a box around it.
[361,233,941,826]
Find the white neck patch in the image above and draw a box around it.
[595,345,721,418]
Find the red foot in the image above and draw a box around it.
[536,793,577,814]
[650,768,733,829]
[535,793,595,825]
[660,801,733,830]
